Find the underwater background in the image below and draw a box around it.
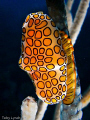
[0,0,90,120]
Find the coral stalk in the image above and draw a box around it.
[67,0,75,11]
[53,102,61,120]
[65,6,73,31]
[81,86,90,109]
[60,77,83,120]
[46,0,69,35]
[21,96,38,120]
[70,0,89,45]
[35,99,48,120]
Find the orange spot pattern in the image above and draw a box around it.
[19,12,76,105]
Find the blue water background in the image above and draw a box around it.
[0,0,90,119]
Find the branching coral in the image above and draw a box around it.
[20,0,90,120]
[69,0,90,45]
[21,96,38,120]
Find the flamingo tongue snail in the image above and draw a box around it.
[19,12,76,105]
